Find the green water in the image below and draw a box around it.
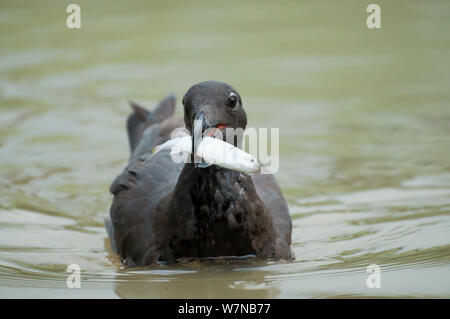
[0,0,449,298]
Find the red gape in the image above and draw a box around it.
[205,124,227,137]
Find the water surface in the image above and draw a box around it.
[0,0,449,298]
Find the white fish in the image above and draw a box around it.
[151,136,260,174]
[152,136,191,154]
[196,136,260,174]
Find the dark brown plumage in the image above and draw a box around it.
[106,81,292,266]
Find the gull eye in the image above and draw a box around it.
[227,92,239,109]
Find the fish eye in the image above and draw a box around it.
[227,92,239,109]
